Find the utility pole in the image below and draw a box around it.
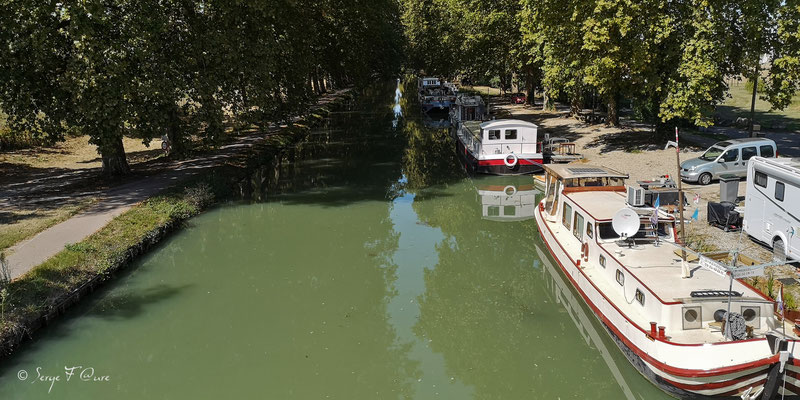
[676,127,688,277]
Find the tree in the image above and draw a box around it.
[762,0,800,116]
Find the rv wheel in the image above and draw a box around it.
[698,173,712,186]
[773,238,787,263]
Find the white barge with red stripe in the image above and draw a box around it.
[535,164,800,399]
[455,119,543,175]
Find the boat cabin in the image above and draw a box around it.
[459,119,539,156]
[449,94,486,127]
[456,119,543,174]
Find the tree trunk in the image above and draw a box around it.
[570,93,582,118]
[311,73,321,95]
[749,65,758,137]
[167,105,187,157]
[542,86,554,111]
[607,95,620,126]
[99,133,130,177]
[315,72,325,94]
[524,66,535,106]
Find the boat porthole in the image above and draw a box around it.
[685,309,697,322]
[599,255,606,268]
[615,270,624,286]
[635,289,645,305]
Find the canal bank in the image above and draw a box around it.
[0,80,670,399]
[0,89,356,357]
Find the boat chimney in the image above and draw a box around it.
[650,322,657,336]
[658,326,666,339]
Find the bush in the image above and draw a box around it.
[0,128,55,151]
[184,183,215,210]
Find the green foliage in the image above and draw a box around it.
[744,78,759,93]
[786,290,797,311]
[767,272,775,298]
[402,0,800,130]
[0,0,404,175]
[763,0,800,111]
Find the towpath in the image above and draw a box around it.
[3,89,350,280]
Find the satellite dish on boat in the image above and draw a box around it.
[612,208,640,238]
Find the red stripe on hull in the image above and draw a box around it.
[477,158,543,166]
[661,370,766,391]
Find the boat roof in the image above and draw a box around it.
[565,191,674,222]
[566,191,628,221]
[480,119,537,130]
[543,164,628,180]
[598,240,770,305]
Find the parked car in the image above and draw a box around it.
[510,93,526,104]
[743,156,800,261]
[679,138,777,185]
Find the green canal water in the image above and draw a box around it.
[0,83,670,399]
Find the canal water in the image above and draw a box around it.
[0,82,670,399]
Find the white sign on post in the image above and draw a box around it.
[698,256,728,277]
[731,265,766,279]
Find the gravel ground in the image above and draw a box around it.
[493,100,798,290]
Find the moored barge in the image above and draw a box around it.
[535,164,799,399]
[455,119,543,175]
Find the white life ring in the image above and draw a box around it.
[504,153,518,168]
[504,185,517,196]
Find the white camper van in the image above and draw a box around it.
[743,156,800,260]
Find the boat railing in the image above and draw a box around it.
[457,125,482,155]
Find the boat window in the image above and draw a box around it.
[487,206,500,217]
[562,203,572,230]
[599,255,606,268]
[549,180,562,217]
[598,223,619,240]
[488,130,501,140]
[635,289,645,305]
[720,148,739,162]
[615,270,624,286]
[755,171,767,188]
[741,147,757,161]
[608,177,625,186]
[586,222,593,239]
[573,213,584,240]
[760,145,774,158]
[775,182,785,202]
[505,129,517,140]
[504,206,516,216]
[579,177,604,187]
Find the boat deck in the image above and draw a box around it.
[599,241,766,303]
[545,216,791,344]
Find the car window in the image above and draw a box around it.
[741,147,757,161]
[721,148,739,162]
[760,145,775,158]
[700,146,725,161]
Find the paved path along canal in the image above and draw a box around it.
[0,83,670,399]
